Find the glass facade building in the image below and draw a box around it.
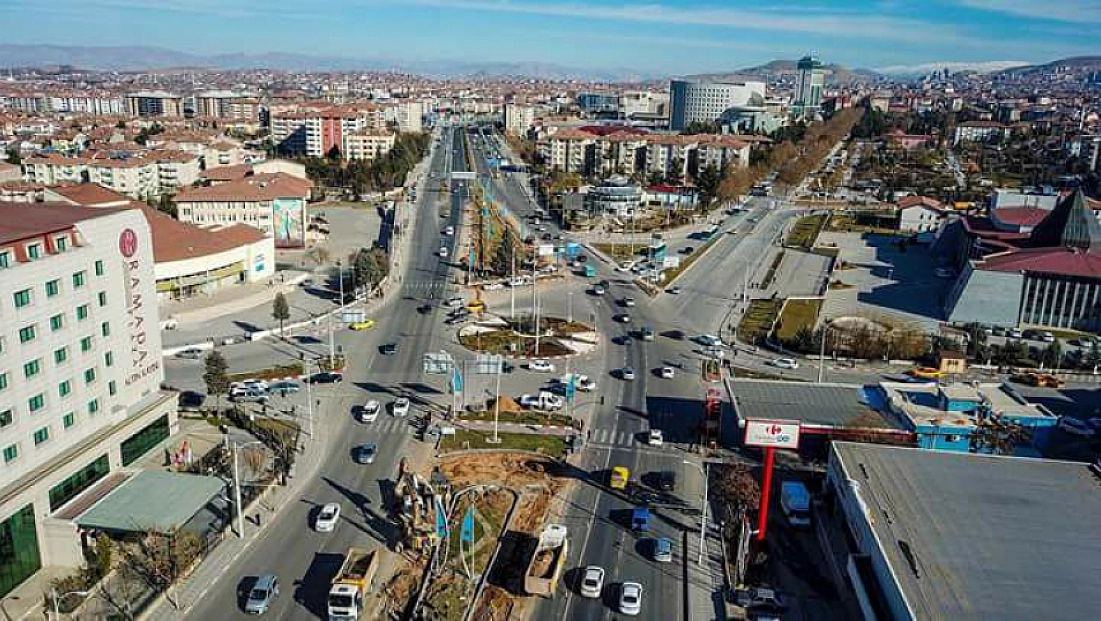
[0,505,41,598]
[120,415,170,466]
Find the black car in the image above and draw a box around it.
[417,304,433,314]
[306,372,343,384]
[657,470,676,492]
[664,329,686,340]
[380,343,398,355]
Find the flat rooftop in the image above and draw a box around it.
[879,382,974,428]
[832,442,1101,620]
[74,470,224,533]
[730,379,900,430]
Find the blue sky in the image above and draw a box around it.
[3,0,1099,74]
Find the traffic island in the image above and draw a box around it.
[457,314,598,359]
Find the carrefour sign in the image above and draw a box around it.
[744,419,801,450]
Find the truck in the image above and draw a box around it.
[520,391,564,411]
[524,524,569,597]
[780,481,812,529]
[327,547,379,621]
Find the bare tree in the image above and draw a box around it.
[970,417,1031,455]
[120,529,203,609]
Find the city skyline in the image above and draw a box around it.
[1,0,1098,75]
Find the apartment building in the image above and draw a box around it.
[125,92,184,118]
[174,173,313,247]
[504,103,536,136]
[194,91,263,123]
[0,203,177,596]
[22,151,201,199]
[343,130,396,161]
[269,104,386,157]
[619,90,669,121]
[953,121,1010,145]
[385,101,424,133]
[539,127,751,179]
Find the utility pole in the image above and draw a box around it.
[532,260,540,356]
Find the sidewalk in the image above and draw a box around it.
[138,403,330,621]
[684,516,734,621]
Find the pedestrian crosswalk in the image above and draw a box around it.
[356,415,420,435]
[400,281,454,294]
[588,428,641,447]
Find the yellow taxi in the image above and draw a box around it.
[349,319,376,331]
[906,366,944,380]
[610,466,630,490]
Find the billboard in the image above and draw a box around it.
[744,419,801,449]
[272,197,305,248]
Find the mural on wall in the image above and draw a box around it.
[272,197,305,247]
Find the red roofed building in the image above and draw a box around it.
[174,173,313,247]
[946,190,1101,331]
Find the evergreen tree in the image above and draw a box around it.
[272,292,290,336]
[202,350,230,411]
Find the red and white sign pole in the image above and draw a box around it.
[744,419,801,543]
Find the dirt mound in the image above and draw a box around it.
[487,395,523,413]
[440,453,559,490]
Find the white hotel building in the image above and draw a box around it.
[0,203,177,597]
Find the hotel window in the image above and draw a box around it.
[63,413,75,429]
[100,322,110,337]
[0,250,10,268]
[97,292,107,307]
[58,380,71,398]
[50,314,64,332]
[72,271,86,289]
[0,372,6,391]
[13,289,31,308]
[28,394,44,413]
[54,347,68,365]
[80,336,93,352]
[104,351,114,367]
[26,243,42,260]
[23,359,40,379]
[88,399,99,415]
[76,305,89,321]
[54,236,68,252]
[84,368,96,384]
[3,444,17,463]
[33,427,48,446]
[45,280,60,297]
[0,409,11,428]
[108,381,117,396]
[94,260,104,276]
[19,325,35,344]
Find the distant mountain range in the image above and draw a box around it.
[0,44,652,81]
[995,56,1101,76]
[682,59,882,84]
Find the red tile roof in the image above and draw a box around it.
[46,183,131,207]
[0,202,125,246]
[981,247,1101,278]
[199,164,253,182]
[991,207,1051,228]
[898,195,943,210]
[133,202,267,263]
[174,173,312,203]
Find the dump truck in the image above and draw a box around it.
[327,547,379,620]
[524,524,569,597]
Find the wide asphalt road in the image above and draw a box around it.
[183,125,469,620]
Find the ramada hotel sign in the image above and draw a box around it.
[120,228,160,387]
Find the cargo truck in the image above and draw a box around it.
[524,524,569,597]
[327,547,379,620]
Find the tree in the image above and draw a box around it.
[121,529,202,609]
[970,416,1031,455]
[1041,341,1063,369]
[714,463,761,511]
[667,157,684,185]
[492,232,516,277]
[696,164,722,209]
[203,350,230,411]
[272,292,290,337]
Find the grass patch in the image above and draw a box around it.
[458,409,577,427]
[774,298,823,342]
[731,366,807,381]
[593,243,644,262]
[738,299,783,343]
[228,363,303,383]
[458,331,574,357]
[784,214,828,250]
[439,430,566,457]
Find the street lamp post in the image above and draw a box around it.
[818,320,834,384]
[51,589,90,620]
[228,438,267,538]
[683,460,709,566]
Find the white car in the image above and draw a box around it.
[619,582,643,616]
[176,347,204,359]
[579,566,604,598]
[591,285,606,296]
[659,366,675,379]
[231,379,269,393]
[576,375,597,392]
[444,225,455,236]
[438,247,449,258]
[529,359,555,373]
[1059,417,1095,437]
[619,367,637,381]
[314,503,340,532]
[648,429,664,446]
[360,400,381,423]
[769,358,799,370]
[616,261,635,272]
[697,334,721,347]
[391,397,411,417]
[621,297,636,308]
[666,286,682,295]
[443,296,465,308]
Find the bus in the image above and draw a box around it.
[699,225,721,241]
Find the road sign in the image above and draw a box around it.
[473,354,504,374]
[451,368,464,394]
[744,419,801,450]
[461,505,476,542]
[451,171,475,180]
[565,375,577,402]
[435,497,449,538]
[423,351,454,374]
